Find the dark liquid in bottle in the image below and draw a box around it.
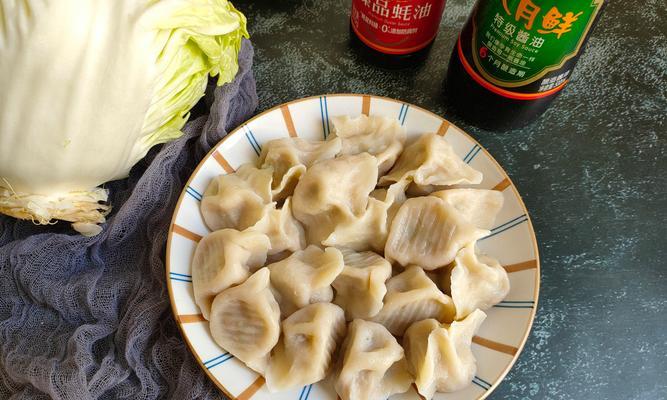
[445,0,606,131]
[445,43,559,131]
[349,22,434,69]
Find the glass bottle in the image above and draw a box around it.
[446,0,606,130]
[350,0,447,68]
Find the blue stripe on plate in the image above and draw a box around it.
[472,375,491,390]
[323,96,330,137]
[499,300,535,304]
[185,186,202,202]
[475,376,493,387]
[397,103,410,125]
[463,144,480,163]
[472,376,491,390]
[494,304,535,309]
[296,384,316,400]
[491,214,527,232]
[203,352,230,367]
[401,104,410,125]
[482,214,529,240]
[466,145,483,164]
[244,126,261,156]
[205,353,234,370]
[472,380,490,390]
[170,272,192,278]
[319,97,329,139]
[169,276,192,283]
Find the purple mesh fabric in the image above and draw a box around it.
[0,40,257,400]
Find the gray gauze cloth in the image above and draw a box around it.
[0,40,257,400]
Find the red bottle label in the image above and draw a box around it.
[351,0,447,55]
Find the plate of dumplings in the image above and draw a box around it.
[166,94,540,400]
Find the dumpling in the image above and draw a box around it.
[192,229,270,319]
[200,164,273,231]
[371,266,455,335]
[332,248,392,320]
[266,303,346,391]
[431,188,504,230]
[321,197,388,252]
[258,137,342,200]
[247,197,306,257]
[292,153,378,244]
[209,268,280,374]
[323,178,408,252]
[370,178,409,224]
[334,319,412,400]
[403,310,487,398]
[267,245,344,317]
[329,115,406,174]
[385,196,489,270]
[379,133,482,189]
[444,246,509,319]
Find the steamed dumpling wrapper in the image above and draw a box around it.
[200,164,273,231]
[258,136,342,200]
[380,133,482,192]
[266,303,346,391]
[267,245,344,317]
[332,248,392,320]
[321,196,389,252]
[246,197,306,257]
[329,115,406,175]
[323,178,409,252]
[385,196,489,270]
[403,310,487,398]
[191,229,270,319]
[371,266,456,335]
[334,319,412,400]
[292,153,378,245]
[430,188,504,230]
[209,268,281,374]
[442,245,510,319]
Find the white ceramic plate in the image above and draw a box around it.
[166,94,540,400]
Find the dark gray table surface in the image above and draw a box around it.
[236,1,666,399]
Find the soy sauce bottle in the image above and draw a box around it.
[446,0,606,130]
[349,0,447,68]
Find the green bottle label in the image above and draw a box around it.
[471,0,604,88]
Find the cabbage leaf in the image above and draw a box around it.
[0,0,248,235]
